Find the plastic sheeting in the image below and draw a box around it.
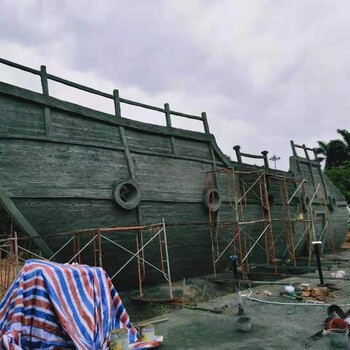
[0,260,137,349]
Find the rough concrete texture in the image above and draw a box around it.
[139,252,350,349]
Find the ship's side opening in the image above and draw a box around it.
[112,179,141,210]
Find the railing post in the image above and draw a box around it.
[40,65,52,138]
[164,103,176,153]
[201,112,210,134]
[113,89,121,118]
[40,65,49,95]
[233,145,242,163]
[261,150,269,168]
[290,140,297,157]
[302,144,309,160]
[164,103,172,127]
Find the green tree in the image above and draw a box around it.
[317,129,350,203]
[337,129,350,156]
[325,161,350,203]
[316,139,348,170]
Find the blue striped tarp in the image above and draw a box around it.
[0,259,138,349]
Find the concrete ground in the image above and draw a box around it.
[138,253,350,349]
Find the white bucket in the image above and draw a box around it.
[140,324,155,341]
[236,316,251,332]
[329,328,349,348]
[110,328,129,350]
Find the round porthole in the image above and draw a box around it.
[112,179,141,210]
[203,188,222,212]
[328,195,337,211]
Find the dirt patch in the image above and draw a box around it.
[120,277,235,323]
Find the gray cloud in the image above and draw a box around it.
[1,0,349,170]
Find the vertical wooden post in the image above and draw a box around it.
[302,144,310,160]
[233,145,242,163]
[209,143,217,171]
[164,103,172,127]
[115,89,142,230]
[261,150,269,169]
[40,65,51,137]
[290,140,302,177]
[40,65,49,95]
[165,103,176,154]
[119,126,135,180]
[303,144,317,191]
[201,112,210,134]
[290,140,297,157]
[113,89,121,118]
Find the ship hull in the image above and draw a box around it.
[0,66,348,290]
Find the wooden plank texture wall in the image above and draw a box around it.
[0,81,221,288]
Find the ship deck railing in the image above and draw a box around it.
[0,57,210,134]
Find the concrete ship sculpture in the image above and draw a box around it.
[0,58,348,290]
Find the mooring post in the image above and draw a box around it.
[233,145,242,163]
[312,241,324,286]
[113,89,122,119]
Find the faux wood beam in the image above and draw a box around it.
[0,186,53,257]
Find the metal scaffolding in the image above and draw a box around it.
[206,168,277,276]
[52,220,173,300]
[0,232,45,298]
[205,165,337,277]
[0,221,173,301]
[290,141,336,265]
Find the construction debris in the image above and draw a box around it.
[263,290,273,296]
[330,270,346,278]
[302,286,337,301]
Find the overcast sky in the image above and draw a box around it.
[1,0,349,170]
